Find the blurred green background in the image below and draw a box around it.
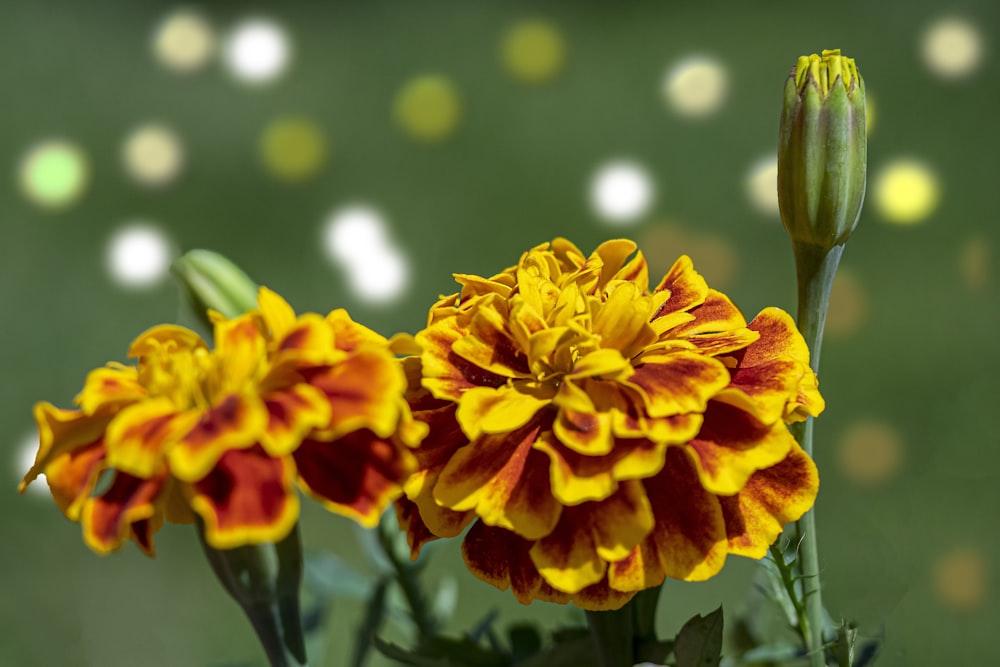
[2,1,997,665]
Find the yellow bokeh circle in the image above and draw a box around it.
[502,20,567,85]
[960,235,989,290]
[825,269,868,338]
[873,160,941,224]
[19,140,89,210]
[259,117,327,182]
[153,9,216,74]
[836,420,903,486]
[393,75,462,144]
[933,547,989,612]
[123,123,185,187]
[922,17,984,80]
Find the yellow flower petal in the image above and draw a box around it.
[456,384,552,440]
[75,364,145,415]
[257,286,297,341]
[169,393,267,482]
[104,398,199,478]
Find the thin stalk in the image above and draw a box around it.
[375,521,438,641]
[790,241,844,666]
[768,544,809,642]
[586,607,634,667]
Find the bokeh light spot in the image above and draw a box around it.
[960,235,990,290]
[590,160,655,225]
[15,431,46,497]
[122,123,185,187]
[323,205,389,264]
[346,246,409,304]
[502,19,566,85]
[873,160,941,225]
[933,547,989,612]
[663,57,728,118]
[224,18,290,85]
[260,117,327,182]
[837,420,904,487]
[321,205,409,304]
[922,18,984,80]
[745,156,779,218]
[393,75,462,143]
[106,224,174,289]
[825,269,868,338]
[19,140,89,210]
[153,9,216,73]
[641,223,738,290]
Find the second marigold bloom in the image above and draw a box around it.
[398,238,823,610]
[20,288,423,554]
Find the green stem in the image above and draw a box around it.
[768,544,809,642]
[790,241,844,666]
[197,522,309,667]
[375,519,438,641]
[586,607,634,667]
[584,586,661,667]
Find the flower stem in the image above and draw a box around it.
[585,586,661,667]
[197,522,309,667]
[790,241,844,666]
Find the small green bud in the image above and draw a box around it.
[171,249,260,325]
[778,49,866,251]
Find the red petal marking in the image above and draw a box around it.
[685,400,793,494]
[83,472,165,555]
[651,255,708,318]
[44,440,106,520]
[294,430,412,527]
[741,308,808,367]
[394,497,469,561]
[433,419,562,540]
[105,400,195,478]
[641,447,727,581]
[720,359,802,424]
[190,446,298,549]
[720,442,819,558]
[626,353,729,418]
[308,348,404,439]
[462,521,572,606]
[171,394,263,481]
[418,318,507,400]
[262,385,331,456]
[452,308,532,378]
[670,289,748,337]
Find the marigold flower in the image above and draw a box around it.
[20,287,423,554]
[396,238,823,610]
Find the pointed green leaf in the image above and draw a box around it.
[674,606,723,667]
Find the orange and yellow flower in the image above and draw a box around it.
[397,238,823,610]
[21,288,423,555]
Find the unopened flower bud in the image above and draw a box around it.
[778,49,866,251]
[171,249,259,324]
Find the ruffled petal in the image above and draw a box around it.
[641,447,728,581]
[529,481,653,593]
[720,441,819,558]
[456,385,553,441]
[327,309,390,352]
[295,430,414,527]
[104,398,199,478]
[44,440,106,520]
[170,393,267,482]
[260,384,332,456]
[625,352,729,418]
[75,364,145,415]
[451,306,532,379]
[651,255,708,315]
[258,286,297,341]
[434,420,561,540]
[82,471,166,555]
[22,403,110,491]
[418,318,507,400]
[189,446,299,549]
[462,521,572,606]
[308,348,407,440]
[685,401,794,495]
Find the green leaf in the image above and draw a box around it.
[674,606,724,667]
[351,576,391,667]
[635,638,674,663]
